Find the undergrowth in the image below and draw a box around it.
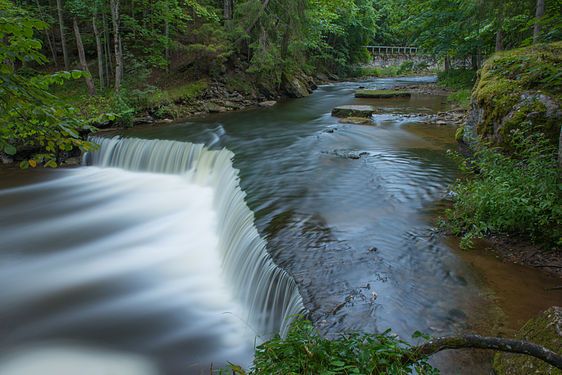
[437,69,476,90]
[445,126,561,249]
[225,319,438,375]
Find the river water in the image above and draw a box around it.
[0,77,560,374]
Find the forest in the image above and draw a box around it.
[0,0,561,374]
[2,0,561,165]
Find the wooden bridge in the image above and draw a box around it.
[364,46,420,55]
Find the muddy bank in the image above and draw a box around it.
[480,235,562,279]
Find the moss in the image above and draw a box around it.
[455,125,465,142]
[493,307,562,375]
[471,41,561,147]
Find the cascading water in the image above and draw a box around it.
[0,136,304,375]
[84,136,304,336]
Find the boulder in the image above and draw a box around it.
[493,306,562,375]
[258,100,277,107]
[283,76,311,98]
[132,115,155,125]
[206,102,227,113]
[355,89,411,99]
[462,42,561,153]
[331,105,375,118]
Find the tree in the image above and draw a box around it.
[72,17,96,95]
[110,0,121,92]
[0,0,95,167]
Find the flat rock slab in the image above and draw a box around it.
[339,116,373,125]
[355,89,411,99]
[331,105,375,118]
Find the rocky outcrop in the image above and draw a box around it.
[283,75,313,98]
[461,42,561,153]
[331,105,375,118]
[493,306,562,375]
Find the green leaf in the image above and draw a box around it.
[3,144,16,155]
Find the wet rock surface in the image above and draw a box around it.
[332,105,375,118]
[355,89,411,99]
[494,306,562,375]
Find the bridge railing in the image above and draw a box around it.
[364,46,419,55]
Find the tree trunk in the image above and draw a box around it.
[533,0,545,43]
[110,0,122,92]
[102,12,112,85]
[72,17,96,96]
[495,29,504,51]
[402,334,562,370]
[224,0,233,20]
[164,17,169,72]
[444,56,450,72]
[92,15,104,91]
[56,0,69,69]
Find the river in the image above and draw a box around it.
[0,76,560,374]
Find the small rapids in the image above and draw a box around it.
[0,136,304,374]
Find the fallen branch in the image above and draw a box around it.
[402,334,562,369]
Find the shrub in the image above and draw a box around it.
[446,127,561,249]
[229,319,437,375]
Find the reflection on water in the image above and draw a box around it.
[0,76,560,374]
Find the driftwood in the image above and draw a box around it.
[402,334,562,369]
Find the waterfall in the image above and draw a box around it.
[84,136,304,337]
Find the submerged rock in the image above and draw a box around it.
[355,89,411,99]
[323,149,370,159]
[331,105,375,118]
[493,306,562,375]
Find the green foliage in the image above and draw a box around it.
[446,89,471,108]
[437,69,476,90]
[0,0,96,166]
[446,129,561,249]
[231,319,437,375]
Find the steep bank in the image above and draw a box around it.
[448,42,561,272]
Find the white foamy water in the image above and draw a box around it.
[0,136,304,374]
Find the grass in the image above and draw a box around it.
[446,88,472,109]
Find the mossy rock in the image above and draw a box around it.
[465,42,562,150]
[493,306,562,375]
[355,89,411,98]
[331,105,375,118]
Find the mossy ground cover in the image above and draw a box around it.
[472,41,561,148]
